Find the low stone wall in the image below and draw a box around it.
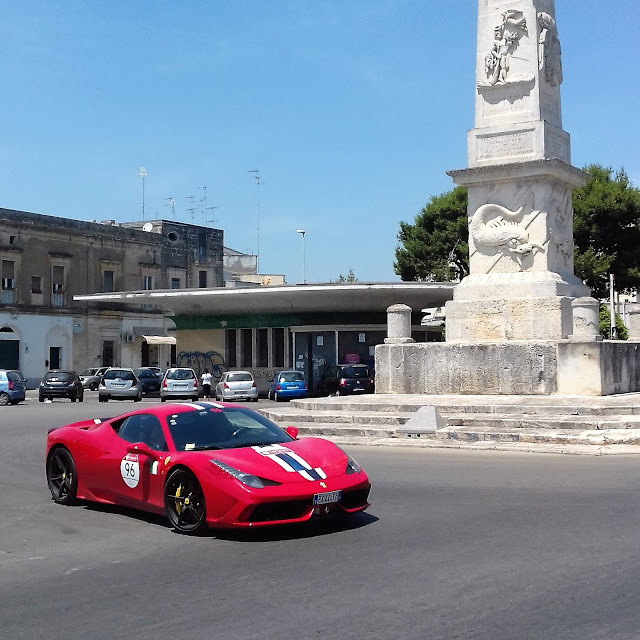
[376,340,640,396]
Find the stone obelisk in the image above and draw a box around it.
[376,0,640,396]
[446,0,590,342]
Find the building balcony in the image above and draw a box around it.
[1,289,15,304]
[51,292,65,307]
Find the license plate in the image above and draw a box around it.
[353,387,364,391]
[113,383,125,387]
[313,490,341,505]
[175,384,187,389]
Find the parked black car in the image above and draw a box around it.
[39,370,84,402]
[136,367,162,395]
[317,364,375,396]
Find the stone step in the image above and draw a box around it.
[435,426,640,446]
[444,413,640,431]
[260,408,409,426]
[290,395,640,417]
[262,406,640,431]
[286,422,401,440]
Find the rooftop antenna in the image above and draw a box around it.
[138,167,147,220]
[184,195,195,222]
[206,205,219,226]
[164,197,176,219]
[248,169,260,271]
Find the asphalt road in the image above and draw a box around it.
[2,395,640,640]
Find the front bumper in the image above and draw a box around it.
[202,470,371,529]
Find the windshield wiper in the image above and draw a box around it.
[228,440,284,449]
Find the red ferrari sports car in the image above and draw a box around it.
[45,401,371,534]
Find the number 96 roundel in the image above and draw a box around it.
[120,454,140,488]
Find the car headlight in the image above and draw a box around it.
[345,454,362,475]
[211,459,265,489]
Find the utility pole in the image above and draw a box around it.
[610,273,617,339]
[138,167,147,220]
[248,169,261,272]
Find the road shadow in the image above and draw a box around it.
[81,501,172,529]
[211,511,379,542]
[76,501,378,540]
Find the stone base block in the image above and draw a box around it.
[375,340,640,396]
[446,296,572,342]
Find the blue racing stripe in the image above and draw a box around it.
[276,453,322,480]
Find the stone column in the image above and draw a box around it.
[627,304,640,340]
[569,297,602,341]
[384,304,415,344]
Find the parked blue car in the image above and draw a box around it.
[0,369,26,406]
[267,370,308,402]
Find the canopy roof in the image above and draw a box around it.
[75,282,455,316]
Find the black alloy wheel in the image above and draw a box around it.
[46,447,78,505]
[90,382,98,391]
[164,468,207,535]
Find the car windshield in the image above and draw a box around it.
[341,366,370,378]
[279,371,304,382]
[166,369,195,380]
[166,405,291,451]
[104,369,135,381]
[45,372,74,382]
[81,369,98,376]
[227,372,253,382]
[137,370,159,379]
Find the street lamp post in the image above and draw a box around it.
[296,229,306,284]
[138,167,148,220]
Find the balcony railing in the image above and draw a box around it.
[51,292,65,307]
[1,289,15,304]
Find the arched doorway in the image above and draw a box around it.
[0,326,20,370]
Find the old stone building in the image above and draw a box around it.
[0,208,223,384]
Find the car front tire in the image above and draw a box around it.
[164,468,207,535]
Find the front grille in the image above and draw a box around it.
[248,500,310,523]
[340,487,370,509]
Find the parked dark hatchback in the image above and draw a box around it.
[317,364,374,396]
[136,367,162,394]
[39,370,84,402]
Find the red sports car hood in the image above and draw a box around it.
[209,437,350,483]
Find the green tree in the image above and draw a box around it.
[573,165,640,298]
[599,304,628,340]
[395,165,640,296]
[394,186,468,281]
[338,268,357,282]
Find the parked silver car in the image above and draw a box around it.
[79,366,110,390]
[215,370,259,402]
[98,368,142,402]
[160,367,199,402]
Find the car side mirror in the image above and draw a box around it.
[126,442,158,457]
[285,426,299,440]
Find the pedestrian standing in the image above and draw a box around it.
[201,368,212,400]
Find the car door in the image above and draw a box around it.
[94,413,169,509]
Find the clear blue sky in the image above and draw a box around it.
[1,1,638,284]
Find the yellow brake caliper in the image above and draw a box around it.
[175,483,183,514]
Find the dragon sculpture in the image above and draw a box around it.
[470,203,543,269]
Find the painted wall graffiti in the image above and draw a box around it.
[176,350,225,381]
